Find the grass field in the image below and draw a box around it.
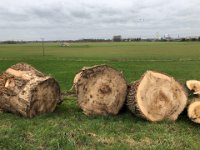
[0,42,200,150]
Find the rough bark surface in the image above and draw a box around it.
[127,70,187,122]
[188,99,200,124]
[0,63,61,118]
[76,65,127,116]
[71,67,89,93]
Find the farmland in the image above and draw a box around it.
[0,42,200,149]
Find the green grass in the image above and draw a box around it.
[0,42,200,150]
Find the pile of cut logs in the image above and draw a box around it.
[0,63,199,124]
[72,65,199,124]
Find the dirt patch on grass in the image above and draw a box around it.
[94,135,154,147]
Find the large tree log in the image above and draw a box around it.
[0,63,61,118]
[187,99,200,124]
[127,71,187,122]
[186,80,200,95]
[75,65,127,116]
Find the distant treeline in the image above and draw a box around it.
[0,41,27,44]
[179,37,200,42]
[1,37,200,44]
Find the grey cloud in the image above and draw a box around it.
[0,0,200,40]
[70,10,92,20]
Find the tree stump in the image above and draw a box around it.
[0,63,61,118]
[187,99,200,124]
[186,80,200,95]
[127,71,187,122]
[75,65,127,116]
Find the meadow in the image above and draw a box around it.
[0,42,200,150]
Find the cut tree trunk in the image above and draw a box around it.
[127,71,187,122]
[0,63,61,118]
[186,80,200,95]
[76,65,127,116]
[188,99,200,124]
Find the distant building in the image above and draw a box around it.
[113,35,122,42]
[162,34,172,40]
[60,42,70,47]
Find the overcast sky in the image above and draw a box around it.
[0,0,200,41]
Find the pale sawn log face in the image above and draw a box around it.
[27,78,60,118]
[186,80,200,95]
[76,65,127,116]
[188,100,200,124]
[0,63,61,118]
[127,71,188,122]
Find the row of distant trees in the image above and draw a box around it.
[0,41,26,44]
[0,39,112,44]
[112,35,200,42]
[1,37,200,44]
[180,37,200,41]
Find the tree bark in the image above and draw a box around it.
[127,71,187,122]
[0,63,61,118]
[70,66,89,93]
[75,65,127,116]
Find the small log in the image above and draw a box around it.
[188,99,200,124]
[127,71,187,122]
[0,63,61,118]
[75,65,127,116]
[186,80,200,95]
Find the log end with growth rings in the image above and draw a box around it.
[127,71,188,122]
[186,80,200,95]
[188,99,200,124]
[25,77,61,118]
[76,65,127,116]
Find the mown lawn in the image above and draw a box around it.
[0,42,200,150]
